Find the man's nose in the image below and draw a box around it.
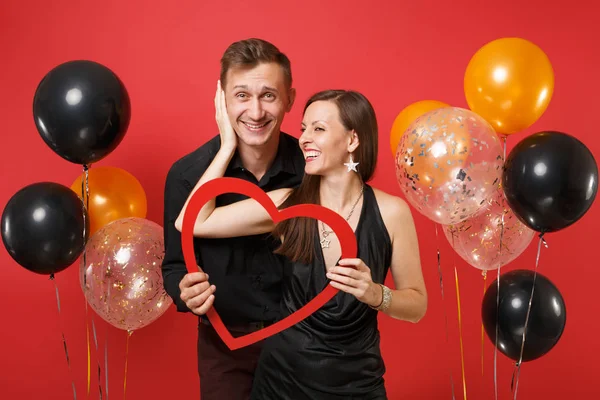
[247,99,265,121]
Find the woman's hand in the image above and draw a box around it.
[326,258,382,307]
[215,80,237,152]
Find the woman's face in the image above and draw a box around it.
[299,100,356,176]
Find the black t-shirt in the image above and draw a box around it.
[161,133,305,325]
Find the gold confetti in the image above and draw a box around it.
[80,218,173,332]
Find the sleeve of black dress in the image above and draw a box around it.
[161,165,194,313]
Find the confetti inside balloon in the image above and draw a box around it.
[80,217,172,331]
[395,107,503,225]
[443,187,535,271]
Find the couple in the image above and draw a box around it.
[161,38,427,400]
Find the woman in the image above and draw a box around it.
[175,83,427,399]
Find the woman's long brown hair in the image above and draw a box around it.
[273,90,378,264]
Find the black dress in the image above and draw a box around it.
[250,185,392,399]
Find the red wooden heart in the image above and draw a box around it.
[181,177,357,350]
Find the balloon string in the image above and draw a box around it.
[433,223,456,400]
[481,270,487,377]
[81,165,101,398]
[510,366,518,393]
[512,234,547,400]
[450,233,467,400]
[50,274,78,400]
[81,164,91,398]
[81,164,90,280]
[91,314,103,400]
[495,134,507,400]
[86,304,90,397]
[105,324,109,400]
[455,267,467,400]
[495,217,506,400]
[124,330,133,399]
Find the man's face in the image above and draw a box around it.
[223,62,295,148]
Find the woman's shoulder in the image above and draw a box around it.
[370,186,412,220]
[369,186,416,243]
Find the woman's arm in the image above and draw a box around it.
[174,165,291,238]
[327,194,427,323]
[173,81,292,238]
[378,196,427,322]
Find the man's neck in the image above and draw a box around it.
[237,133,281,182]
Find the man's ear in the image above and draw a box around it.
[347,130,360,153]
[286,88,296,112]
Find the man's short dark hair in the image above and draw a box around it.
[220,38,292,89]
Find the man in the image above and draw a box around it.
[161,38,305,400]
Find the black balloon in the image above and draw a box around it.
[482,269,566,362]
[1,182,89,275]
[33,60,131,165]
[502,131,598,233]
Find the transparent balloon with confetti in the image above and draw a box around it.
[395,107,504,225]
[443,187,535,271]
[80,217,172,332]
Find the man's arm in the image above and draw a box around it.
[161,165,194,312]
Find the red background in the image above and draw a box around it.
[1,0,598,398]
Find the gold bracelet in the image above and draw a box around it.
[369,284,392,312]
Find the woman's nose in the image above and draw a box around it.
[299,129,313,146]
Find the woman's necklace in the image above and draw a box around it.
[320,185,364,249]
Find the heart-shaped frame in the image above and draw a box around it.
[181,177,357,350]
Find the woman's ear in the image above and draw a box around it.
[347,130,360,153]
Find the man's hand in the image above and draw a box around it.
[215,80,237,152]
[179,271,216,315]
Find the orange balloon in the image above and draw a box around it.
[464,37,554,135]
[390,100,449,156]
[71,166,147,236]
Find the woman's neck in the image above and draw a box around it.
[319,171,364,216]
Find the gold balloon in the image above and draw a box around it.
[464,37,554,135]
[71,166,147,236]
[390,100,449,156]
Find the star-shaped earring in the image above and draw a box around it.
[344,154,359,172]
